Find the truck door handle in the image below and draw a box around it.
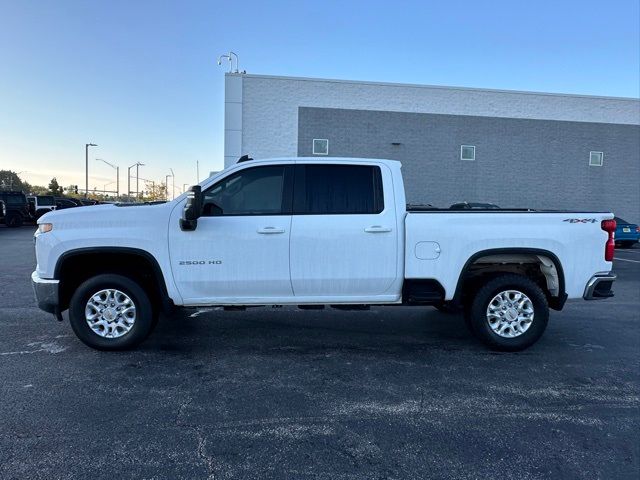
[257,227,285,234]
[364,226,392,233]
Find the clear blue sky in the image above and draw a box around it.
[1,0,638,192]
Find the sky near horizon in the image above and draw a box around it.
[1,0,638,193]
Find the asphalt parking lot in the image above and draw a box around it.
[0,225,638,480]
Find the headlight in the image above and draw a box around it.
[38,223,53,234]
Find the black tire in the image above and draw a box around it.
[465,274,549,352]
[5,212,23,227]
[69,274,156,350]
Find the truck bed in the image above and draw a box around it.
[404,210,613,300]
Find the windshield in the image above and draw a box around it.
[37,196,55,206]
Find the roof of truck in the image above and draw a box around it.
[237,156,402,167]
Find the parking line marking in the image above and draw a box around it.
[615,257,640,263]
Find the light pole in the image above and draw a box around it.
[85,143,97,197]
[127,162,144,202]
[217,51,239,73]
[136,163,144,200]
[183,183,188,193]
[170,168,175,200]
[165,173,173,201]
[96,159,119,198]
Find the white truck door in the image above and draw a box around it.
[168,164,294,304]
[290,163,398,299]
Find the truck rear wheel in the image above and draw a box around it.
[466,274,549,351]
[68,274,156,350]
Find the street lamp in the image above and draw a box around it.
[136,163,144,200]
[85,143,97,197]
[127,162,144,202]
[170,168,175,200]
[217,51,239,73]
[96,159,119,198]
[165,173,173,201]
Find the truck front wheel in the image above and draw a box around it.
[466,274,549,351]
[68,274,156,350]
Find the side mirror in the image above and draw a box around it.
[180,186,202,231]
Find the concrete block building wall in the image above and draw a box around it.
[297,107,640,220]
[224,73,640,221]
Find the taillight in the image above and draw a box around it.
[601,219,616,262]
[637,226,640,233]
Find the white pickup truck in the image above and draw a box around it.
[32,158,617,351]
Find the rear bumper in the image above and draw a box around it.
[31,271,60,314]
[583,272,616,300]
[615,226,639,242]
[615,236,639,243]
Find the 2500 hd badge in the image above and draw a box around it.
[179,260,223,265]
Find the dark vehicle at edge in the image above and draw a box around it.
[0,191,29,227]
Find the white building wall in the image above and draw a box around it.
[223,74,244,167]
[224,73,640,167]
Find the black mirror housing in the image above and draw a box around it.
[180,185,202,231]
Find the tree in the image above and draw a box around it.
[48,177,63,195]
[30,184,50,195]
[0,170,26,191]
[65,185,80,197]
[142,181,167,202]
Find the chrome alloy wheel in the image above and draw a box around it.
[85,289,136,338]
[486,290,534,338]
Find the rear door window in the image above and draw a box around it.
[293,164,384,214]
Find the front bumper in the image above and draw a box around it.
[583,272,616,300]
[31,271,60,314]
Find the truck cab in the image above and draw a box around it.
[169,159,401,305]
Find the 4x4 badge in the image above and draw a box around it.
[563,218,597,223]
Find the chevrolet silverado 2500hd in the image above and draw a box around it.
[32,158,617,351]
